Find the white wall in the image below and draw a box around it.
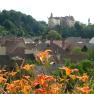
[0,46,6,55]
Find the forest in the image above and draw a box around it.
[0,10,48,37]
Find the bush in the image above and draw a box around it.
[77,59,94,74]
[51,69,62,77]
[63,58,76,68]
[72,47,81,54]
[88,46,94,60]
[81,45,88,52]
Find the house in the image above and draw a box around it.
[0,37,38,67]
[88,37,94,49]
[64,37,89,49]
[45,39,89,63]
[89,37,94,44]
[4,37,25,58]
[0,37,25,66]
[23,38,35,44]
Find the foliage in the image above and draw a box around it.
[77,60,94,74]
[51,69,62,77]
[46,30,62,40]
[88,45,94,60]
[26,59,37,64]
[0,10,48,37]
[0,10,94,38]
[72,47,81,54]
[81,45,88,52]
[0,49,94,94]
[55,21,94,38]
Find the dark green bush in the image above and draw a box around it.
[76,59,94,74]
[88,45,94,60]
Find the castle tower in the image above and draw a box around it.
[50,12,53,18]
[88,18,91,25]
[48,13,61,29]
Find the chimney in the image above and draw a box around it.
[62,40,65,49]
[50,39,53,45]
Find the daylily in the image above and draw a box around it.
[59,66,72,75]
[50,83,61,94]
[22,64,35,71]
[35,88,48,94]
[6,83,16,93]
[77,85,91,94]
[33,74,54,88]
[21,85,31,94]
[36,49,52,64]
[9,72,17,76]
[77,73,89,82]
[0,76,7,84]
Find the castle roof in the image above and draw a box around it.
[49,15,75,21]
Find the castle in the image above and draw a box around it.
[48,13,75,29]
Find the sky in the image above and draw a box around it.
[0,0,94,24]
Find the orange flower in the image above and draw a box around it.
[77,85,91,94]
[59,66,72,75]
[50,83,61,94]
[33,75,47,87]
[37,52,48,62]
[36,49,52,64]
[81,86,90,94]
[21,85,31,94]
[6,83,16,93]
[0,76,7,84]
[22,64,35,71]
[35,88,47,94]
[13,80,21,88]
[45,75,55,81]
[33,74,54,88]
[9,72,17,76]
[77,73,89,82]
[69,74,77,80]
[19,79,29,88]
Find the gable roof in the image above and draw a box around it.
[89,37,94,44]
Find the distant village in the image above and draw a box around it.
[0,36,94,69]
[0,13,94,69]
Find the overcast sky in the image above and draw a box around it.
[0,0,94,24]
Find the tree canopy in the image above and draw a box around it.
[0,10,48,37]
[46,30,62,40]
[0,10,94,38]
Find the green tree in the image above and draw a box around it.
[46,30,62,40]
[0,10,48,37]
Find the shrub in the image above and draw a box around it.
[88,46,94,60]
[72,47,81,54]
[77,59,94,74]
[63,58,76,68]
[81,45,88,52]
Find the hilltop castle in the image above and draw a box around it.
[48,13,75,29]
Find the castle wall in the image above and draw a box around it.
[48,14,75,28]
[48,18,60,28]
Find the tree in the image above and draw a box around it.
[0,10,48,37]
[46,30,62,40]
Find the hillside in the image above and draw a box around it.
[0,10,48,37]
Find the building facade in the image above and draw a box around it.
[48,13,75,29]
